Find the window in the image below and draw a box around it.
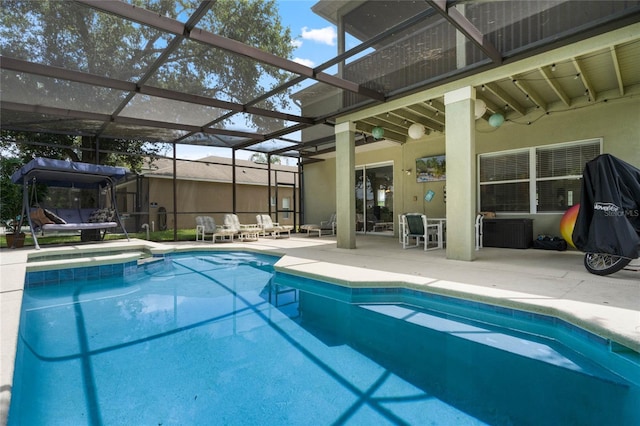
[282,197,290,219]
[536,142,600,212]
[355,162,394,233]
[479,139,601,213]
[479,151,530,212]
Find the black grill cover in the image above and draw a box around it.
[572,154,640,258]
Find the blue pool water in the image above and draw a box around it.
[9,251,640,425]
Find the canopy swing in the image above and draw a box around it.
[10,158,130,249]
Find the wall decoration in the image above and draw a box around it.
[416,154,446,182]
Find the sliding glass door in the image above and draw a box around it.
[355,163,394,235]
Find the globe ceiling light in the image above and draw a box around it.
[489,113,505,128]
[408,123,425,139]
[475,99,487,119]
[372,126,384,139]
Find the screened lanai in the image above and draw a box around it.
[1,0,640,244]
[2,0,639,152]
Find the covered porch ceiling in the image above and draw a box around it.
[326,26,640,157]
[1,1,639,162]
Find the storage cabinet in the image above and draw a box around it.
[482,218,533,249]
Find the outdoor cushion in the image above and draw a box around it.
[43,208,67,224]
[88,208,115,223]
[30,208,55,227]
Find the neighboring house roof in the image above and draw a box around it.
[140,156,298,186]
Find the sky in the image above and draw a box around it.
[176,0,341,163]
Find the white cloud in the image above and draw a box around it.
[292,57,315,67]
[290,39,303,49]
[301,26,336,46]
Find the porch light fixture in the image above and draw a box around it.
[488,113,505,128]
[372,126,384,139]
[475,99,487,119]
[408,123,425,139]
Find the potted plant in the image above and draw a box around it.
[1,157,26,248]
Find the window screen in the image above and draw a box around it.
[537,141,600,178]
[479,150,530,212]
[479,139,601,213]
[480,151,529,182]
[480,182,530,212]
[536,140,600,212]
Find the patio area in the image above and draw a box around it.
[2,234,639,424]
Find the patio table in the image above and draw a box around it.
[428,218,446,249]
[239,224,261,241]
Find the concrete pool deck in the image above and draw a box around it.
[1,235,639,423]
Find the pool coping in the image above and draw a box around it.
[1,240,639,424]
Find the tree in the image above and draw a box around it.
[0,0,295,170]
[0,157,24,233]
[0,131,165,173]
[250,152,282,164]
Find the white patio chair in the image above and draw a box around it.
[402,213,442,251]
[256,214,292,238]
[195,216,235,243]
[223,214,261,241]
[398,214,406,244]
[319,213,336,235]
[475,214,484,250]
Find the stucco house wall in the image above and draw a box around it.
[116,156,298,232]
[302,96,639,238]
[146,177,295,230]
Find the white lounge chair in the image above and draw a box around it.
[319,213,336,235]
[301,213,336,237]
[223,214,261,241]
[195,216,235,243]
[256,214,292,238]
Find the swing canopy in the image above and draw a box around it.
[11,157,128,188]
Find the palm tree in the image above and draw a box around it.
[250,153,282,164]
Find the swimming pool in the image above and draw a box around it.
[9,251,640,425]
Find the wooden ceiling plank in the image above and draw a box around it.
[609,46,625,96]
[477,94,500,115]
[405,104,445,126]
[572,58,597,102]
[361,117,407,136]
[376,112,411,130]
[356,122,405,143]
[511,76,547,111]
[424,99,446,114]
[484,82,526,116]
[394,109,440,133]
[539,66,571,107]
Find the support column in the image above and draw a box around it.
[335,121,356,249]
[444,87,477,261]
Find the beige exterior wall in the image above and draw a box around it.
[473,97,639,236]
[302,160,337,226]
[146,178,295,231]
[302,97,639,238]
